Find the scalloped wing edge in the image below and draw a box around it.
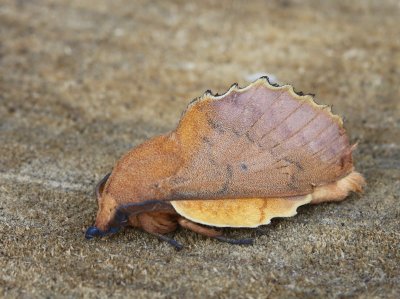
[183,76,344,129]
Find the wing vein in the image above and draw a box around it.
[271,112,319,149]
[270,120,335,168]
[260,100,305,143]
[227,91,287,162]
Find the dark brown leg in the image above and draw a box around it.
[118,203,182,250]
[151,233,183,251]
[178,217,253,245]
[214,235,253,245]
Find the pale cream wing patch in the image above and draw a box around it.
[171,195,312,228]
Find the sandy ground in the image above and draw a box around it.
[1,0,399,298]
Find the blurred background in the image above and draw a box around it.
[1,0,399,298]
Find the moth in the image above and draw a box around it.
[86,77,365,249]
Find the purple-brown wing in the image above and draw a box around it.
[165,78,354,200]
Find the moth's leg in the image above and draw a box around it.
[214,235,253,245]
[177,217,253,245]
[178,217,220,237]
[150,232,183,251]
[130,210,183,250]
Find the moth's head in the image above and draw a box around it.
[85,192,121,239]
[85,173,123,239]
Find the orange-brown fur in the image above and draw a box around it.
[311,171,365,204]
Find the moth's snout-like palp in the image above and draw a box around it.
[85,226,101,239]
[85,226,120,239]
[85,172,123,239]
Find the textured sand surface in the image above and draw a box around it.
[1,0,399,298]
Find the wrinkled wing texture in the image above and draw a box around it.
[167,79,353,200]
